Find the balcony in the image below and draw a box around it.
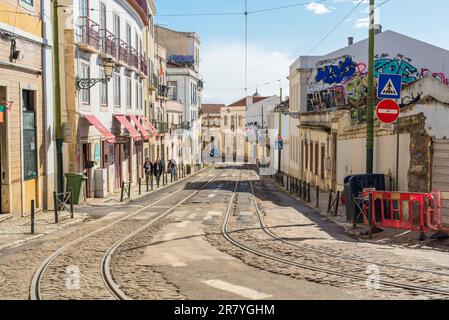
[151,121,169,134]
[77,16,100,53]
[99,29,117,61]
[139,54,147,77]
[129,47,139,70]
[149,73,158,92]
[158,85,168,99]
[117,40,128,66]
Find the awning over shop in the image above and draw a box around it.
[82,114,116,144]
[138,116,159,136]
[128,115,150,140]
[114,114,142,141]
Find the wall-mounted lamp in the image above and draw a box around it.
[76,59,115,90]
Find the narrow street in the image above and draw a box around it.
[1,165,449,300]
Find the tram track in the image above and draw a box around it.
[29,166,218,300]
[220,166,449,299]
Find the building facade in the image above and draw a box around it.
[156,26,202,166]
[0,0,54,216]
[286,29,449,192]
[200,104,223,162]
[58,0,154,198]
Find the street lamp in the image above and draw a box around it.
[76,58,115,90]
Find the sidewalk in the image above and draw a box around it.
[270,177,449,250]
[0,166,208,252]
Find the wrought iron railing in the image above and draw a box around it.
[77,16,100,50]
[99,28,117,57]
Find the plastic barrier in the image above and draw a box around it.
[361,190,449,239]
[426,191,449,233]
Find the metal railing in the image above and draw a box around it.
[53,189,74,223]
[118,39,128,64]
[77,16,100,50]
[99,28,117,57]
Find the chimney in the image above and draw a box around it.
[374,24,382,35]
[348,37,354,46]
[246,96,253,106]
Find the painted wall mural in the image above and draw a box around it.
[308,53,448,113]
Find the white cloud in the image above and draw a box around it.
[201,42,293,105]
[305,2,335,15]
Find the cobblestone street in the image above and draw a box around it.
[1,165,449,300]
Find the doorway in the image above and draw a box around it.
[114,144,122,190]
[82,143,92,197]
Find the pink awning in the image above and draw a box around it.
[138,116,159,136]
[114,114,142,141]
[82,114,116,144]
[128,115,150,140]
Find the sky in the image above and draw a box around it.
[154,0,449,105]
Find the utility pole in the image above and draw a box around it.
[278,87,282,173]
[53,0,64,193]
[366,0,375,174]
[261,105,264,167]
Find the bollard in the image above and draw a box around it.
[316,186,320,208]
[327,190,333,213]
[70,187,74,218]
[53,191,58,223]
[146,174,149,192]
[334,191,340,216]
[368,193,373,239]
[170,171,173,183]
[307,183,311,203]
[302,181,307,200]
[120,181,125,202]
[31,200,35,235]
[299,180,302,197]
[138,177,142,195]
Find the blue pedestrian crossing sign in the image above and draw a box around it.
[377,74,402,100]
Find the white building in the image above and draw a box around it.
[59,0,155,198]
[156,26,203,166]
[287,27,449,191]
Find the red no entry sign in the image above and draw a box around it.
[376,100,400,124]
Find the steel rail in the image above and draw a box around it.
[220,167,449,298]
[250,176,449,277]
[101,169,223,300]
[30,166,213,300]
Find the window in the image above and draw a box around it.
[79,0,88,16]
[126,23,131,64]
[224,115,227,126]
[321,144,325,180]
[100,69,108,107]
[21,0,34,7]
[113,73,120,107]
[126,77,131,108]
[139,80,143,110]
[22,90,37,180]
[238,115,243,127]
[305,141,308,170]
[80,63,90,104]
[135,78,139,109]
[167,81,177,100]
[113,14,120,59]
[301,141,304,168]
[310,141,313,173]
[315,142,319,175]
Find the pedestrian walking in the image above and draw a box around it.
[144,158,153,180]
[154,157,163,187]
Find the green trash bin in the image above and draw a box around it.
[65,173,88,205]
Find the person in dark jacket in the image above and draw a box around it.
[143,158,153,182]
[154,157,163,187]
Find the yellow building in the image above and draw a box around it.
[0,0,54,216]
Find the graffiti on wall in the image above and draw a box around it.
[315,56,357,85]
[308,53,448,112]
